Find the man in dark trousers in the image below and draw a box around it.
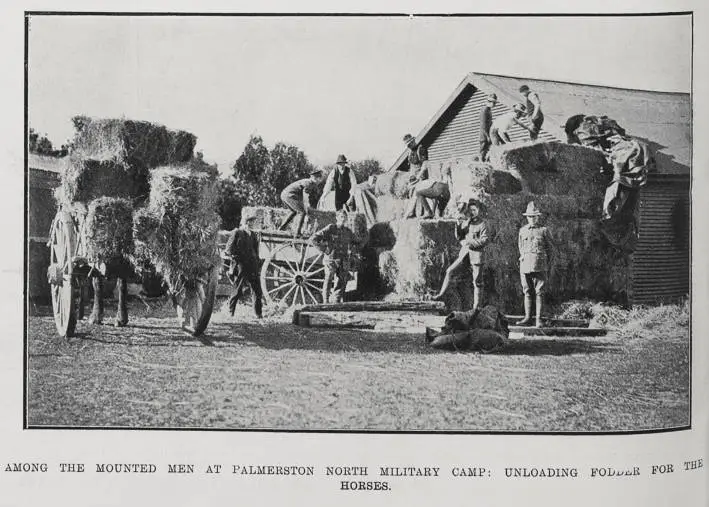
[224,220,263,318]
[478,93,497,161]
[519,84,544,140]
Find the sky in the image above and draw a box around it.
[28,14,692,172]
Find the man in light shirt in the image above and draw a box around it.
[519,84,544,140]
[489,104,533,145]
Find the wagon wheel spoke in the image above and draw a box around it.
[297,243,308,271]
[282,257,300,277]
[305,266,325,278]
[281,283,298,306]
[302,283,319,305]
[304,251,324,274]
[269,281,295,296]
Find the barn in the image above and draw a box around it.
[27,153,65,303]
[389,72,691,306]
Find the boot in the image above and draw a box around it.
[535,294,544,328]
[516,296,533,326]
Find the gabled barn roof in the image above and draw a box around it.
[389,72,691,175]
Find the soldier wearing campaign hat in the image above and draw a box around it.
[517,201,555,327]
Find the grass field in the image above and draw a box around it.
[26,298,690,432]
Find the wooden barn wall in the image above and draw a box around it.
[28,167,60,301]
[423,86,557,164]
[631,179,690,305]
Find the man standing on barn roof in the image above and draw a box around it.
[224,217,263,319]
[517,201,555,328]
[489,104,534,146]
[519,84,544,141]
[278,168,324,236]
[433,197,490,309]
[318,154,358,212]
[311,208,363,304]
[479,93,497,161]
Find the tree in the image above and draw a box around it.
[350,158,384,183]
[28,127,69,157]
[230,136,316,207]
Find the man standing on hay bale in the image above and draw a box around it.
[278,168,324,236]
[519,84,544,140]
[318,154,358,212]
[311,209,363,304]
[224,219,263,319]
[490,104,534,145]
[433,198,490,309]
[478,93,497,161]
[517,201,555,328]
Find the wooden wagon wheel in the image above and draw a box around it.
[174,264,219,336]
[47,211,78,337]
[260,240,325,307]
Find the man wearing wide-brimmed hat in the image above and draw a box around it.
[479,93,497,161]
[517,201,555,327]
[318,154,358,212]
[433,197,490,308]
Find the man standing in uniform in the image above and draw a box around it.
[519,84,544,141]
[517,201,555,328]
[311,209,363,303]
[278,168,323,236]
[479,93,497,161]
[224,220,263,318]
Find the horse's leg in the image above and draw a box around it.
[88,275,104,324]
[77,280,86,320]
[114,276,128,327]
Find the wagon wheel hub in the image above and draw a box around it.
[47,264,64,286]
[294,274,304,285]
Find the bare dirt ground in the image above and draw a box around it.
[26,298,690,432]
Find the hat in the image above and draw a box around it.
[309,167,323,176]
[512,103,526,114]
[487,93,498,102]
[519,85,530,93]
[402,134,416,145]
[336,154,348,164]
[523,201,542,216]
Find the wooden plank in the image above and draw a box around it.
[296,311,446,330]
[508,326,607,337]
[297,301,447,314]
[505,315,589,328]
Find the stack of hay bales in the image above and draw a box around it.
[133,167,221,294]
[55,116,214,286]
[372,141,628,312]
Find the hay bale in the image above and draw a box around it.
[58,156,137,206]
[71,116,196,167]
[435,157,522,195]
[133,166,221,293]
[83,197,134,263]
[374,195,409,223]
[489,141,609,195]
[377,219,460,298]
[374,170,411,199]
[241,206,368,242]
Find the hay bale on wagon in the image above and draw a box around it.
[374,169,411,199]
[489,141,609,196]
[57,156,137,206]
[132,166,221,293]
[83,197,134,263]
[241,206,368,242]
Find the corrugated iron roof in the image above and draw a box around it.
[389,72,690,175]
